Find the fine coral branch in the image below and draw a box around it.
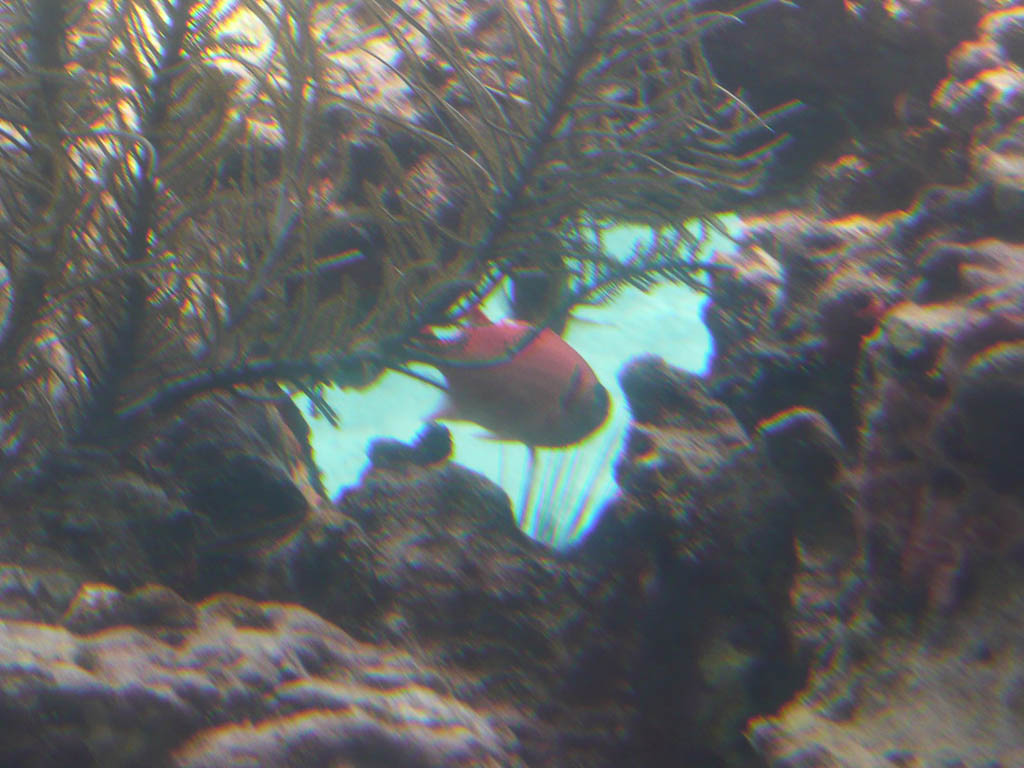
[75,0,198,440]
[472,0,618,268]
[0,0,68,385]
[0,0,784,478]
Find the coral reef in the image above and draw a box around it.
[706,212,902,443]
[0,0,775,480]
[702,0,987,210]
[0,0,797,760]
[0,394,321,607]
[0,589,515,768]
[858,238,1024,611]
[749,561,1024,768]
[698,4,1024,766]
[601,356,803,766]
[0,357,808,768]
[2,0,1024,766]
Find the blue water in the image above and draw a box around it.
[297,216,741,549]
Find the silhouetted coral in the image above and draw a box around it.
[366,421,453,471]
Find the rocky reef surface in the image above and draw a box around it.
[703,3,1024,765]
[2,0,1024,766]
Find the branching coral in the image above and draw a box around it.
[0,0,779,478]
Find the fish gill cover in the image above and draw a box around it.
[0,0,782,480]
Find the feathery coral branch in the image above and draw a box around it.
[0,0,783,478]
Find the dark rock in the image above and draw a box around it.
[0,595,516,768]
[758,407,845,490]
[367,421,452,470]
[597,356,805,766]
[985,7,1024,67]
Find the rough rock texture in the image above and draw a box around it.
[0,393,323,618]
[704,0,987,209]
[337,398,804,768]
[0,590,515,768]
[706,212,901,444]
[710,220,1024,613]
[859,238,1024,611]
[337,454,644,767]
[4,1,1024,767]
[700,5,1024,766]
[0,385,804,768]
[599,356,803,767]
[749,560,1024,768]
[934,6,1024,228]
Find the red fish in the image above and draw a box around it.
[426,309,610,448]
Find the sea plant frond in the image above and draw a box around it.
[0,0,785,477]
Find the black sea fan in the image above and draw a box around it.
[0,0,779,479]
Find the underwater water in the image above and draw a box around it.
[297,217,739,549]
